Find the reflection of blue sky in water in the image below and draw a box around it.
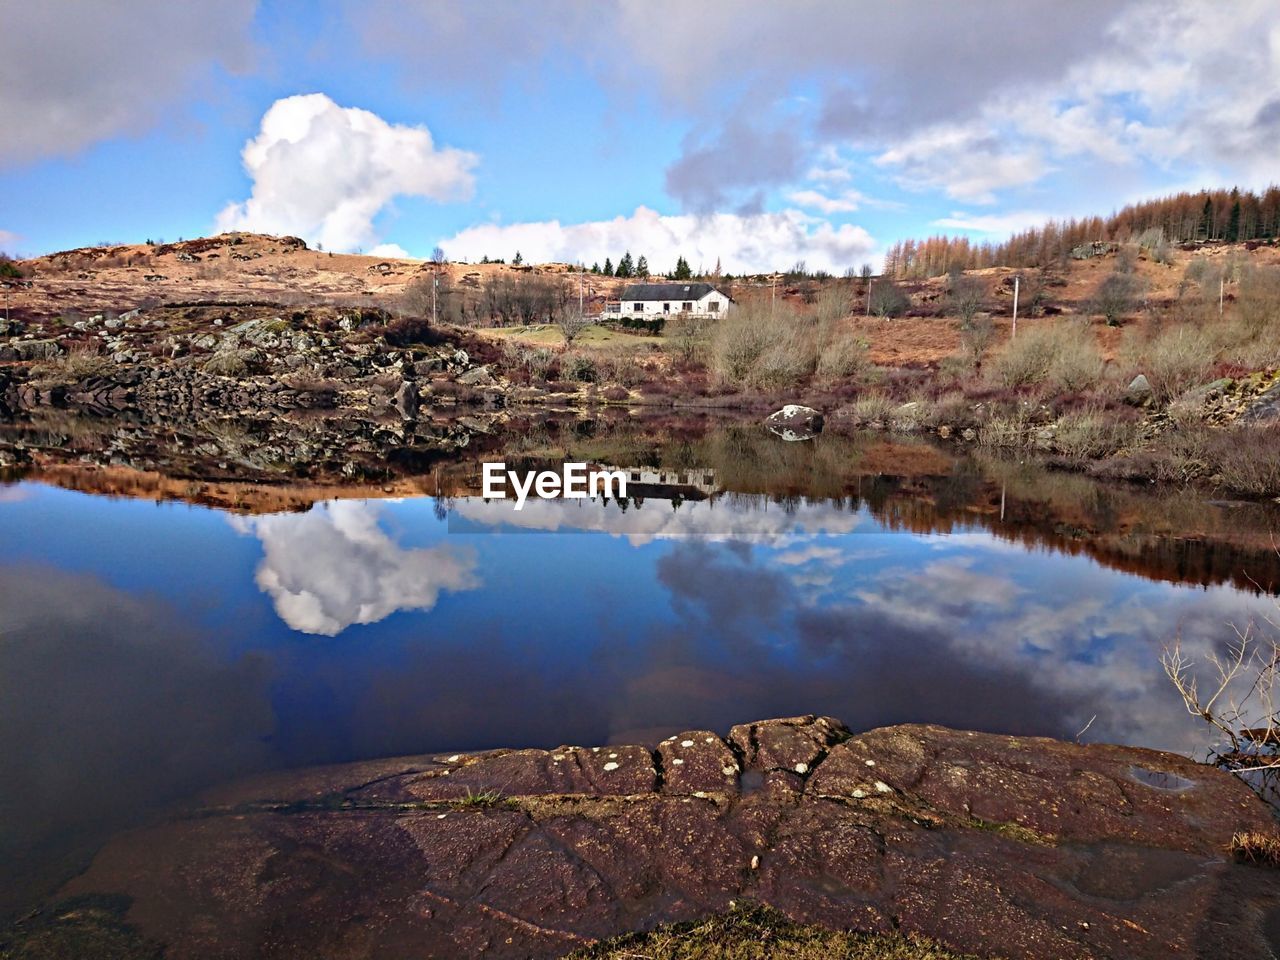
[2,479,1278,901]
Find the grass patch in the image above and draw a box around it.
[566,903,986,959]
[1230,831,1280,867]
[453,788,514,810]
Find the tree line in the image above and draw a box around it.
[884,186,1280,279]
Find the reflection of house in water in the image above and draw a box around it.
[601,465,719,501]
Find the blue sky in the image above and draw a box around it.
[3,1,1278,272]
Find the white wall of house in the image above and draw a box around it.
[606,289,732,318]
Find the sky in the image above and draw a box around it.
[2,1,1279,273]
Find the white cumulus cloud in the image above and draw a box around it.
[216,93,477,252]
[231,500,479,636]
[439,205,876,274]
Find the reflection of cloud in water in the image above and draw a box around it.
[593,536,1280,757]
[0,485,31,503]
[453,494,868,544]
[231,501,479,635]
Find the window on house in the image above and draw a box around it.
[663,302,670,313]
[606,303,620,313]
[707,301,720,312]
[633,302,644,312]
[682,302,692,311]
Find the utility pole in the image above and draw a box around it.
[1011,275,1020,339]
[431,273,437,326]
[771,270,777,319]
[866,278,872,317]
[579,269,584,318]
[1220,277,1225,317]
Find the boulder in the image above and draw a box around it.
[765,404,824,441]
[393,380,419,419]
[1241,380,1280,425]
[13,339,62,361]
[457,365,496,387]
[1125,373,1153,405]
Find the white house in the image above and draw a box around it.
[604,282,733,319]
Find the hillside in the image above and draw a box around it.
[3,227,1280,498]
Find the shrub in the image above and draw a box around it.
[665,315,712,364]
[869,278,909,318]
[0,254,24,278]
[383,316,438,346]
[1208,427,1280,496]
[992,322,1104,392]
[561,354,598,383]
[1237,265,1280,337]
[1124,324,1216,404]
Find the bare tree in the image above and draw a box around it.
[1089,271,1144,327]
[960,313,995,369]
[431,246,447,266]
[947,270,986,326]
[1164,594,1280,804]
[556,307,591,345]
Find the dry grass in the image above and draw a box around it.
[1230,831,1280,867]
[841,393,897,426]
[978,408,1034,448]
[1053,408,1136,461]
[29,343,113,385]
[567,904,982,960]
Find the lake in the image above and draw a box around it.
[3,421,1280,918]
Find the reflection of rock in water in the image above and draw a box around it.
[44,716,1280,960]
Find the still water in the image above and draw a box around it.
[3,430,1279,915]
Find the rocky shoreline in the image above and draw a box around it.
[8,715,1279,960]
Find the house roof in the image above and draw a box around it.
[619,282,723,301]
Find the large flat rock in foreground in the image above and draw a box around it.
[51,718,1280,958]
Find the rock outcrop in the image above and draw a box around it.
[28,716,1280,960]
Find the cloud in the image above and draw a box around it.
[231,500,479,635]
[439,205,876,274]
[875,127,1048,203]
[0,229,21,253]
[216,94,477,252]
[932,210,1056,235]
[0,1,257,166]
[369,242,417,259]
[786,189,865,215]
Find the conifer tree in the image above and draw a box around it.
[603,257,614,276]
[636,255,649,277]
